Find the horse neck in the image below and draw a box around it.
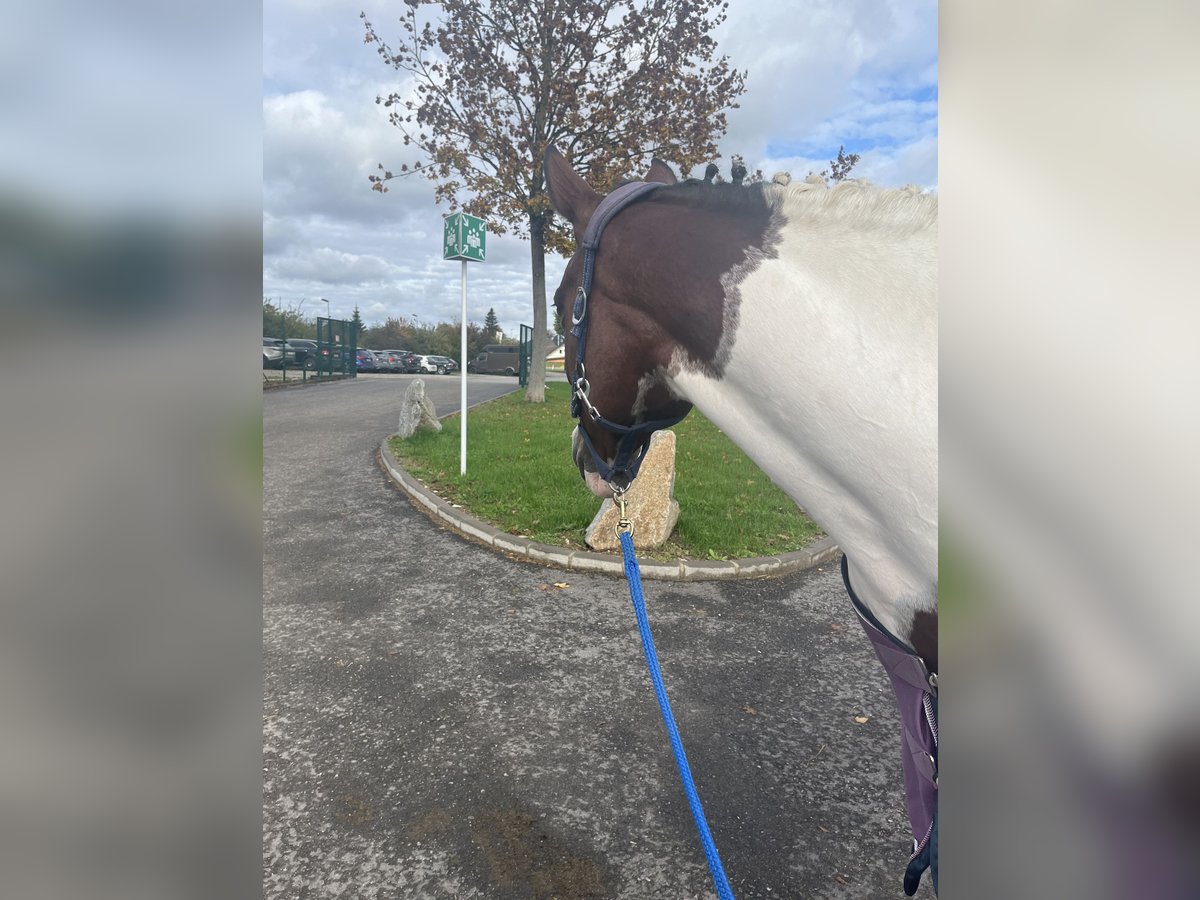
[664,206,938,643]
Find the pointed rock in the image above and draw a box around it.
[585,430,680,550]
[397,379,441,439]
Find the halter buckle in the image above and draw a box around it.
[571,286,587,325]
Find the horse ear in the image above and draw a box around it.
[545,145,601,230]
[645,158,677,185]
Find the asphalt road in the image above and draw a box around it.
[263,373,931,899]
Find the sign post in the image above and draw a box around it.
[443,212,486,474]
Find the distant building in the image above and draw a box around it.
[493,327,505,342]
[545,343,566,372]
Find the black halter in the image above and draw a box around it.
[569,180,689,491]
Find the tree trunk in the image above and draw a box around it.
[526,212,549,403]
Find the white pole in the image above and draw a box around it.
[460,259,468,475]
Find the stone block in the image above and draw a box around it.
[680,558,740,581]
[585,431,680,551]
[567,551,626,576]
[731,556,783,578]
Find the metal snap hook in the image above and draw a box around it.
[612,485,634,537]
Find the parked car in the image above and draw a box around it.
[376,349,405,373]
[263,337,284,368]
[313,343,351,372]
[399,352,423,374]
[407,354,435,375]
[425,355,459,374]
[284,339,320,369]
[355,348,379,372]
[466,344,520,375]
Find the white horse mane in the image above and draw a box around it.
[766,175,937,235]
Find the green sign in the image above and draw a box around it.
[443,212,486,262]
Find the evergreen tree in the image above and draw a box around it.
[484,307,500,341]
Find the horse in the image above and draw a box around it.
[544,145,938,894]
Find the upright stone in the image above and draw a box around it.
[585,430,680,551]
[397,379,441,439]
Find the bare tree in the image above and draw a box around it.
[362,0,746,401]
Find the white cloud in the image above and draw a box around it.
[264,0,936,332]
[269,247,400,285]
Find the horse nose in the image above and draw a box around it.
[572,426,616,498]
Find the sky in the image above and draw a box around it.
[263,0,937,335]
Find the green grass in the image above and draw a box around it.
[388,382,822,560]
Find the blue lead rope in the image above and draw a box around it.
[619,529,735,900]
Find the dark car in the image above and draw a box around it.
[355,348,378,372]
[284,339,320,369]
[384,350,414,373]
[399,352,423,374]
[312,343,351,372]
[426,355,459,375]
[375,349,403,373]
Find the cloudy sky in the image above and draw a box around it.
[263,0,937,335]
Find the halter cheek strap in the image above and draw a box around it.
[569,180,689,489]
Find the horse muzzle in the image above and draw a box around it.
[571,426,615,498]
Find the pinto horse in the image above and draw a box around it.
[544,146,938,894]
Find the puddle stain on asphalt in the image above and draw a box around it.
[470,806,606,899]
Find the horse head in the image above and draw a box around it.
[544,146,694,497]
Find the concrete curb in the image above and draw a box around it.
[378,438,840,581]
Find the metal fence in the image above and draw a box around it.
[519,323,532,387]
[315,316,357,378]
[264,316,358,382]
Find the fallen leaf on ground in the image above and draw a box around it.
[553,582,569,590]
[853,715,870,724]
[742,705,757,715]
[818,824,829,833]
[835,873,849,885]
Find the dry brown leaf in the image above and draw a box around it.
[835,873,848,885]
[853,715,870,724]
[818,824,829,833]
[742,705,757,715]
[553,582,569,590]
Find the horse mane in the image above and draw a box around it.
[659,174,936,235]
[773,176,937,234]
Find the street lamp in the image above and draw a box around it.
[320,298,330,319]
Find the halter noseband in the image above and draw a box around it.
[569,180,688,491]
